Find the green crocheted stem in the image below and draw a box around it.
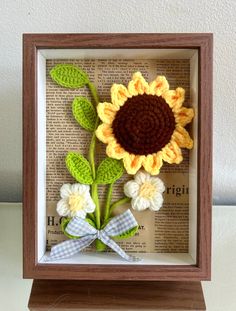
[90,127,100,230]
[87,213,95,221]
[88,82,99,107]
[91,183,100,229]
[89,116,99,179]
[104,183,113,222]
[88,82,99,179]
[87,81,101,231]
[109,197,131,215]
[95,239,107,252]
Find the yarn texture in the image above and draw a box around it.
[112,94,176,155]
[50,64,89,88]
[66,152,93,185]
[72,97,96,131]
[95,157,124,185]
[124,171,165,211]
[96,72,194,175]
[57,183,95,218]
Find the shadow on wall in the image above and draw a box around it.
[0,63,22,202]
[0,170,22,202]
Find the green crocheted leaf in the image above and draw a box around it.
[95,158,124,185]
[61,218,80,239]
[66,152,93,184]
[114,225,139,240]
[85,217,96,228]
[101,218,138,240]
[95,239,107,251]
[50,64,89,88]
[72,97,96,131]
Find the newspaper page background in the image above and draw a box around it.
[46,58,190,253]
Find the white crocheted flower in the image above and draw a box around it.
[57,183,95,218]
[124,171,165,211]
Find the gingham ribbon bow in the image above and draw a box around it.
[48,210,140,262]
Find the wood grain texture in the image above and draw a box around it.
[196,33,213,283]
[23,33,213,280]
[23,33,211,49]
[28,280,206,311]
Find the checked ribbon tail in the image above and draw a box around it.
[99,233,140,262]
[48,235,96,261]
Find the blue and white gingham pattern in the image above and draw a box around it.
[49,236,96,260]
[66,217,97,236]
[102,209,138,237]
[48,210,140,262]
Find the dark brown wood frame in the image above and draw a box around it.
[23,33,213,280]
[28,280,206,310]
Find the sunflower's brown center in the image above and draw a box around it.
[112,94,176,155]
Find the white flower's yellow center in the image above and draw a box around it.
[139,182,156,199]
[68,193,85,212]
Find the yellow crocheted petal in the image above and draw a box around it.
[106,139,127,160]
[149,76,169,96]
[142,153,163,175]
[97,102,118,124]
[123,154,144,175]
[111,84,130,108]
[172,125,193,149]
[162,87,185,109]
[128,72,150,96]
[174,107,194,127]
[161,140,183,164]
[95,123,114,144]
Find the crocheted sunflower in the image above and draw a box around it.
[96,72,194,175]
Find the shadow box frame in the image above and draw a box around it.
[23,33,213,281]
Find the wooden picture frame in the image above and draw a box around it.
[23,33,212,280]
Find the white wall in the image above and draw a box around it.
[0,0,235,204]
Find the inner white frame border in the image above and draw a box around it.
[37,48,198,265]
